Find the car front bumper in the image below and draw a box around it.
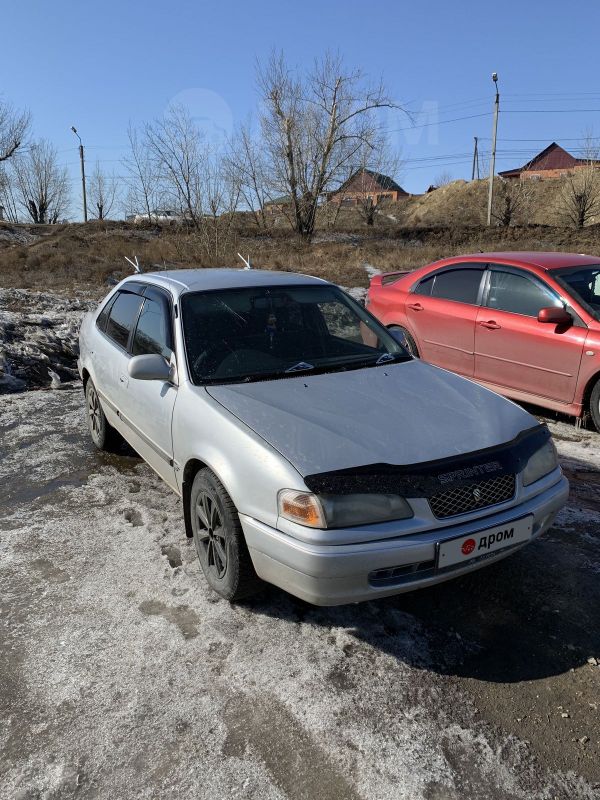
[240,474,569,606]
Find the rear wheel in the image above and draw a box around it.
[589,377,600,432]
[389,325,420,358]
[190,468,263,601]
[85,379,121,451]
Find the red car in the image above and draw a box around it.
[366,252,600,431]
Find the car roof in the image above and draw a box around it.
[121,268,329,297]
[437,252,600,271]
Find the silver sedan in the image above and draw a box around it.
[78,269,568,605]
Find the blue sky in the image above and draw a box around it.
[3,0,600,216]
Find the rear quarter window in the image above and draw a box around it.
[104,291,143,350]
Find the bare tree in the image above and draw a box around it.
[491,176,534,226]
[0,167,20,221]
[88,161,119,220]
[144,105,205,227]
[12,140,70,223]
[122,124,161,222]
[198,147,241,259]
[225,122,273,230]
[138,105,240,257]
[0,99,31,163]
[257,51,402,239]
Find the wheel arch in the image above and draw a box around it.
[182,458,208,538]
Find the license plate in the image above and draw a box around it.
[437,515,533,568]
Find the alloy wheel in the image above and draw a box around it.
[195,492,228,579]
[87,384,102,444]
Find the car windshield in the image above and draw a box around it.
[551,266,600,321]
[181,284,409,385]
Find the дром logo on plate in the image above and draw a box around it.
[461,538,476,556]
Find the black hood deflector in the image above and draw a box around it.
[303,424,551,497]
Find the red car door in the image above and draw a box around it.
[406,264,485,377]
[474,267,586,403]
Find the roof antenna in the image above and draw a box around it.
[237,253,252,270]
[125,255,143,273]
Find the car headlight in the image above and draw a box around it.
[522,439,559,486]
[278,489,413,529]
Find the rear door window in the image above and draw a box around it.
[415,266,484,304]
[104,291,143,350]
[486,270,562,317]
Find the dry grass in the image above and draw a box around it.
[2,210,600,297]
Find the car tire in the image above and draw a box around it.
[589,377,600,432]
[85,379,122,451]
[389,325,420,358]
[190,468,263,602]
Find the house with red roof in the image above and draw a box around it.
[499,142,600,181]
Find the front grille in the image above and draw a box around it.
[429,474,516,519]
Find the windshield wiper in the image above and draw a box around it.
[284,361,315,373]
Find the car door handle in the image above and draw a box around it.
[478,320,501,330]
[407,302,424,311]
[119,374,128,384]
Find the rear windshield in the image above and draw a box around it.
[180,284,408,385]
[551,266,600,321]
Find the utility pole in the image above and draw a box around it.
[70,126,88,222]
[486,73,499,226]
[471,137,479,181]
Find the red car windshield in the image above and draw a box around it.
[551,266,600,321]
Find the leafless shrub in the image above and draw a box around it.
[434,171,453,187]
[558,165,600,228]
[556,132,600,228]
[491,177,534,226]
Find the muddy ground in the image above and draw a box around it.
[1,384,599,800]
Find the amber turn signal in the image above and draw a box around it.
[278,490,326,528]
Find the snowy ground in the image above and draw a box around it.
[1,388,599,800]
[1,281,600,799]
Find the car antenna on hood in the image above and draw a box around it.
[124,255,143,274]
[237,253,252,270]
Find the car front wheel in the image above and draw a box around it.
[190,468,263,602]
[589,377,600,432]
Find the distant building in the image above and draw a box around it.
[499,142,600,180]
[328,169,407,206]
[263,195,293,214]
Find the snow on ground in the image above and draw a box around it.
[1,285,600,799]
[1,388,599,800]
[0,288,94,392]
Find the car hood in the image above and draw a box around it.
[206,361,538,477]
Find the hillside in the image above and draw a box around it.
[1,174,600,294]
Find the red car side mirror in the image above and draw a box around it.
[537,306,572,325]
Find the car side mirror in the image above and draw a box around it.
[128,354,172,382]
[537,307,572,325]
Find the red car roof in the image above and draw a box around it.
[439,252,600,271]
